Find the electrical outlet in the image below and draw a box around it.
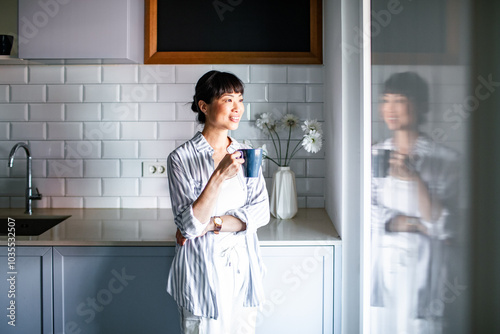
[142,161,167,177]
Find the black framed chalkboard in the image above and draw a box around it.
[145,0,322,64]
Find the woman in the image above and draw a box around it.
[370,72,459,333]
[166,70,270,334]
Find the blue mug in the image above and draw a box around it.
[238,148,263,178]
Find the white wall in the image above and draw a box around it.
[0,64,325,209]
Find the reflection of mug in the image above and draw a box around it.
[0,35,14,55]
[372,149,391,178]
[238,148,263,178]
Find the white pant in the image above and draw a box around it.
[180,234,257,334]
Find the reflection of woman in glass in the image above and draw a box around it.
[371,72,459,333]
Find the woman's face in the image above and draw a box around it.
[380,93,417,131]
[200,92,244,131]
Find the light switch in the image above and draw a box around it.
[142,161,167,178]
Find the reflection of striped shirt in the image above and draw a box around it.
[166,131,270,319]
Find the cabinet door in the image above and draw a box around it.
[257,246,336,334]
[0,246,53,334]
[53,247,180,334]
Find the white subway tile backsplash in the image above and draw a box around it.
[47,84,83,102]
[9,159,46,178]
[66,178,101,196]
[29,104,64,121]
[84,84,120,102]
[243,84,268,102]
[158,84,194,102]
[11,122,46,140]
[213,65,250,83]
[84,122,119,140]
[47,122,83,140]
[295,178,324,196]
[306,159,326,177]
[11,85,46,102]
[247,103,287,120]
[65,141,102,159]
[176,65,213,83]
[139,65,175,83]
[102,178,138,196]
[157,197,172,209]
[140,103,175,121]
[121,84,157,102]
[0,178,25,196]
[102,65,138,83]
[120,159,142,177]
[66,103,101,121]
[0,104,28,121]
[102,103,139,121]
[250,65,287,83]
[29,66,64,84]
[33,178,65,196]
[269,84,305,102]
[30,141,65,159]
[121,122,157,140]
[306,85,324,102]
[66,65,101,83]
[287,103,324,121]
[138,140,176,159]
[158,121,195,140]
[47,159,83,178]
[102,141,138,158]
[175,102,197,121]
[51,197,84,208]
[0,64,324,209]
[287,66,324,84]
[306,196,325,208]
[0,66,28,84]
[84,197,120,208]
[140,178,169,196]
[84,160,120,177]
[0,123,8,140]
[0,85,9,102]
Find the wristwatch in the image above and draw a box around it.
[213,216,223,234]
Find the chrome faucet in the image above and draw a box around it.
[8,142,42,215]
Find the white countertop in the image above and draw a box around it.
[0,208,340,246]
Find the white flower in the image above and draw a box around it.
[260,144,268,158]
[243,139,254,148]
[281,114,300,129]
[256,113,276,132]
[301,119,323,135]
[302,130,322,153]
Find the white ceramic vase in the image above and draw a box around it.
[270,166,298,219]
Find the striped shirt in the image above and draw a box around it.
[166,131,270,319]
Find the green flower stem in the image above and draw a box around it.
[265,124,280,165]
[287,138,305,162]
[264,156,281,167]
[284,125,292,166]
[273,128,282,165]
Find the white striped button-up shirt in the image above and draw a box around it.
[166,131,270,319]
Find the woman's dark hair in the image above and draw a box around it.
[383,71,429,125]
[191,70,244,124]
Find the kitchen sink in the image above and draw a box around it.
[1,214,71,236]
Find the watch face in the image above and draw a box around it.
[214,217,222,225]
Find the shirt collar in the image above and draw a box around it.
[193,131,242,153]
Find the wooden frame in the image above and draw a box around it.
[144,0,322,64]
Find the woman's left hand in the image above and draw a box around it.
[176,228,187,246]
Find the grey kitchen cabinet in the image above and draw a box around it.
[53,245,338,334]
[18,0,143,63]
[0,247,53,334]
[53,247,179,334]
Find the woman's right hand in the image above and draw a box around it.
[215,152,244,180]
